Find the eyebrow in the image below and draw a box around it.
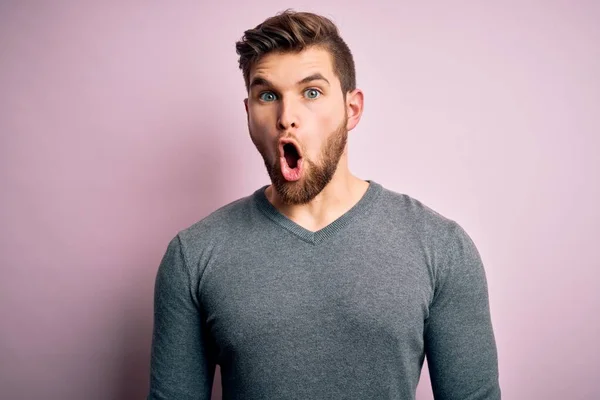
[249,73,330,90]
[298,73,330,86]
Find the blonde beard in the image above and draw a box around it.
[250,116,348,205]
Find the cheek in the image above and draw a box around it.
[314,106,343,136]
[313,99,343,128]
[248,109,270,137]
[249,105,277,131]
[248,109,278,153]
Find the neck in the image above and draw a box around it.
[265,156,369,232]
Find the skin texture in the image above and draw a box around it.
[244,46,367,232]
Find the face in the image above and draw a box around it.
[244,46,361,205]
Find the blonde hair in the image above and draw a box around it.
[235,9,356,96]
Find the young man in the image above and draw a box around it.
[148,10,501,400]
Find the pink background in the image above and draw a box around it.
[1,2,598,399]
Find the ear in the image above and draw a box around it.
[345,89,364,132]
[244,98,249,119]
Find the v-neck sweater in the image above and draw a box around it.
[148,181,501,400]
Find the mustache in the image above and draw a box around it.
[276,132,304,147]
[278,131,298,141]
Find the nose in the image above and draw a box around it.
[277,97,298,131]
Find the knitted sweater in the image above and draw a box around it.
[148,181,501,399]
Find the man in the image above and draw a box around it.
[148,10,501,400]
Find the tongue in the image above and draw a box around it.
[280,156,303,181]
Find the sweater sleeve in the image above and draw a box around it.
[147,235,216,400]
[424,223,501,399]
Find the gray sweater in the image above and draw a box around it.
[148,181,500,399]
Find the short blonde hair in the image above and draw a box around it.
[235,9,357,96]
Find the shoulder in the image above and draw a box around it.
[375,183,461,240]
[375,183,483,284]
[180,193,256,242]
[373,183,480,265]
[168,191,258,268]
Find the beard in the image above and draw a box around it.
[250,115,349,205]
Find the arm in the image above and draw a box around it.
[147,235,217,400]
[424,223,501,399]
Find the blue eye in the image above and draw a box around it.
[259,92,277,102]
[304,89,321,99]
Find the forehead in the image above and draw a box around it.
[250,47,338,87]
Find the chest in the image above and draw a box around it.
[199,242,434,363]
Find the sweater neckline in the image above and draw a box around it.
[253,180,382,245]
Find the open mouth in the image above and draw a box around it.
[279,139,303,181]
[283,143,300,168]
